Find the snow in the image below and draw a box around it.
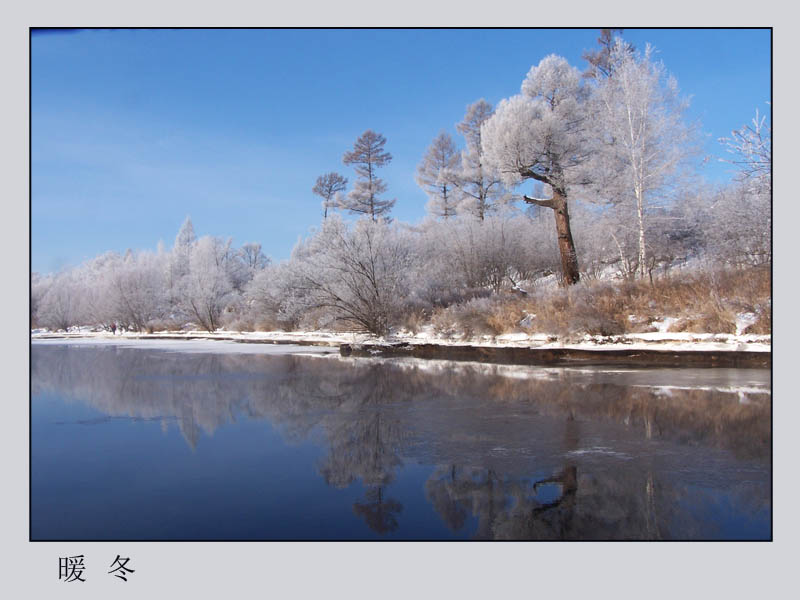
[566,447,633,460]
[735,312,759,336]
[31,325,771,354]
[518,313,535,329]
[30,336,339,356]
[388,326,770,353]
[650,316,679,333]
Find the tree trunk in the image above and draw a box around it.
[636,186,647,279]
[552,191,580,285]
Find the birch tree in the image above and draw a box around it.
[341,130,395,221]
[482,55,593,285]
[593,40,695,278]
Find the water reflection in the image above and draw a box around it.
[32,343,771,540]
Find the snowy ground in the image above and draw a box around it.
[31,325,771,353]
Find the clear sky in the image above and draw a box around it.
[31,28,771,274]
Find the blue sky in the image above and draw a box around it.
[31,28,771,273]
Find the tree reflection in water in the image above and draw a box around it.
[353,486,403,534]
[33,344,771,539]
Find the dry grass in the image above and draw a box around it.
[425,266,771,339]
[431,297,501,339]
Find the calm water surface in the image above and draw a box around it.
[31,341,771,540]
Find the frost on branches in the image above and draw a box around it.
[341,130,396,222]
[482,55,593,285]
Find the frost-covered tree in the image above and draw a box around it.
[593,40,695,278]
[704,182,771,267]
[451,100,506,220]
[239,242,270,272]
[582,28,633,80]
[245,262,305,330]
[482,55,593,285]
[79,252,124,330]
[37,271,83,331]
[182,236,235,332]
[711,108,771,268]
[175,215,196,245]
[719,107,771,196]
[108,250,168,332]
[412,212,558,302]
[215,238,252,293]
[341,130,396,221]
[31,273,47,328]
[167,216,197,307]
[416,131,460,219]
[313,172,348,220]
[290,216,412,335]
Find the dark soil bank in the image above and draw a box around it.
[341,342,771,368]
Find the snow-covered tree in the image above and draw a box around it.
[451,100,506,220]
[313,172,348,220]
[593,39,695,278]
[712,107,771,268]
[239,242,270,272]
[582,28,633,80]
[31,273,48,328]
[108,250,168,332]
[704,182,771,267]
[412,211,558,301]
[182,236,235,332]
[79,252,124,330]
[37,271,83,331]
[482,55,593,285]
[173,216,196,261]
[416,131,460,219]
[720,107,771,196]
[341,130,396,221]
[167,216,197,308]
[244,260,310,330]
[290,216,412,335]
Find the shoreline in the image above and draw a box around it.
[31,330,772,369]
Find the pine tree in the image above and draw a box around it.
[341,130,395,221]
[582,28,633,80]
[174,216,196,250]
[416,131,460,219]
[312,172,348,219]
[452,99,505,220]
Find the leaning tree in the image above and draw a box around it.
[482,55,594,285]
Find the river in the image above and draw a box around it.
[31,341,771,540]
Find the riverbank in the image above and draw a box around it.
[31,328,771,368]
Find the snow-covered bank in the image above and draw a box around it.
[30,336,340,356]
[31,326,771,354]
